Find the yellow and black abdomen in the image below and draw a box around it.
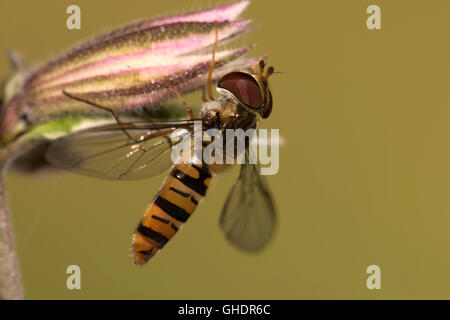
[133,163,212,265]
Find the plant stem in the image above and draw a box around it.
[0,161,23,299]
[0,138,34,300]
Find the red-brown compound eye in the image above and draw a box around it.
[262,91,273,119]
[218,72,263,109]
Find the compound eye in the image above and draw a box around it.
[218,72,263,109]
[262,91,273,119]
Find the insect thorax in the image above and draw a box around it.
[198,95,258,172]
[200,95,258,132]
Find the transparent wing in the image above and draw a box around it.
[45,121,193,180]
[220,162,277,252]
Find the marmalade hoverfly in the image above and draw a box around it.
[45,31,277,265]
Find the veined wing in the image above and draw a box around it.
[45,120,194,180]
[220,161,277,252]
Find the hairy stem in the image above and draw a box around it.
[0,162,22,299]
[0,138,33,300]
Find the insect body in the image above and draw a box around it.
[131,63,274,264]
[46,53,276,265]
[134,163,211,264]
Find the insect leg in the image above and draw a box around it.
[62,90,134,140]
[206,21,218,101]
[201,86,208,103]
[164,80,195,120]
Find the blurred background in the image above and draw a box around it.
[1,0,450,299]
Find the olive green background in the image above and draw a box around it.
[1,0,450,299]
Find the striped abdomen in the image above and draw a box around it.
[133,163,212,265]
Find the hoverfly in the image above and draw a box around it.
[45,28,276,265]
